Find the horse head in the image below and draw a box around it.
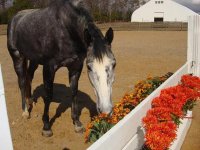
[84,23,116,115]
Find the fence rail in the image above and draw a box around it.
[0,65,13,150]
[0,22,188,36]
[97,22,187,31]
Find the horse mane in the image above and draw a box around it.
[48,0,107,62]
[87,23,109,62]
[93,38,108,62]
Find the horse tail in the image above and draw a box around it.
[7,16,17,53]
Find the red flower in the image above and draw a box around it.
[181,75,200,90]
[143,74,200,150]
[145,122,177,150]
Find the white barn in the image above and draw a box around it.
[131,0,198,22]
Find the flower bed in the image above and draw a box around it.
[85,73,173,143]
[142,75,200,150]
[85,72,200,150]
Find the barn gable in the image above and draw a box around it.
[131,0,198,22]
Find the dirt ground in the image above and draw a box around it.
[0,31,199,150]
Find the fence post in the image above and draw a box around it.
[0,65,13,150]
[187,15,200,76]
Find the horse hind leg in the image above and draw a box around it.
[23,61,39,114]
[9,49,32,119]
[27,61,38,102]
[28,61,38,83]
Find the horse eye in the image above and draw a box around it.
[105,67,109,73]
[87,65,92,71]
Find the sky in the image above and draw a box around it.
[173,0,200,13]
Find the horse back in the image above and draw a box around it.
[7,0,90,66]
[7,8,54,61]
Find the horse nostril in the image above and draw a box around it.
[108,111,113,116]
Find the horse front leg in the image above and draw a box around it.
[42,65,55,137]
[68,66,85,133]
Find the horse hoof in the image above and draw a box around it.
[74,124,86,133]
[42,130,53,137]
[22,112,30,119]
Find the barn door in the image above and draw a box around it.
[154,12,164,22]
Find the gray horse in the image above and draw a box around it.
[7,0,116,136]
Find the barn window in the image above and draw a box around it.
[155,1,163,4]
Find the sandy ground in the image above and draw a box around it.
[0,31,199,150]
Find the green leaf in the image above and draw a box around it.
[90,133,98,143]
[171,114,182,126]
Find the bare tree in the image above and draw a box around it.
[99,0,110,22]
[0,0,6,10]
[80,0,148,22]
[128,0,140,10]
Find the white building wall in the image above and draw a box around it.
[131,0,198,22]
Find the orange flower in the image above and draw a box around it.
[85,73,171,143]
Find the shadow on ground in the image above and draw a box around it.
[32,83,97,127]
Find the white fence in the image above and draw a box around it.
[187,15,200,76]
[0,15,200,150]
[88,15,200,150]
[0,65,13,150]
[88,63,189,150]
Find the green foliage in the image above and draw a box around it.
[182,100,196,115]
[88,120,114,143]
[0,0,145,24]
[144,72,173,96]
[0,0,34,24]
[171,114,182,126]
[170,99,196,126]
[0,10,8,24]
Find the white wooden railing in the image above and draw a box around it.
[0,65,13,150]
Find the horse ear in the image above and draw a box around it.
[84,29,92,46]
[105,27,113,45]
